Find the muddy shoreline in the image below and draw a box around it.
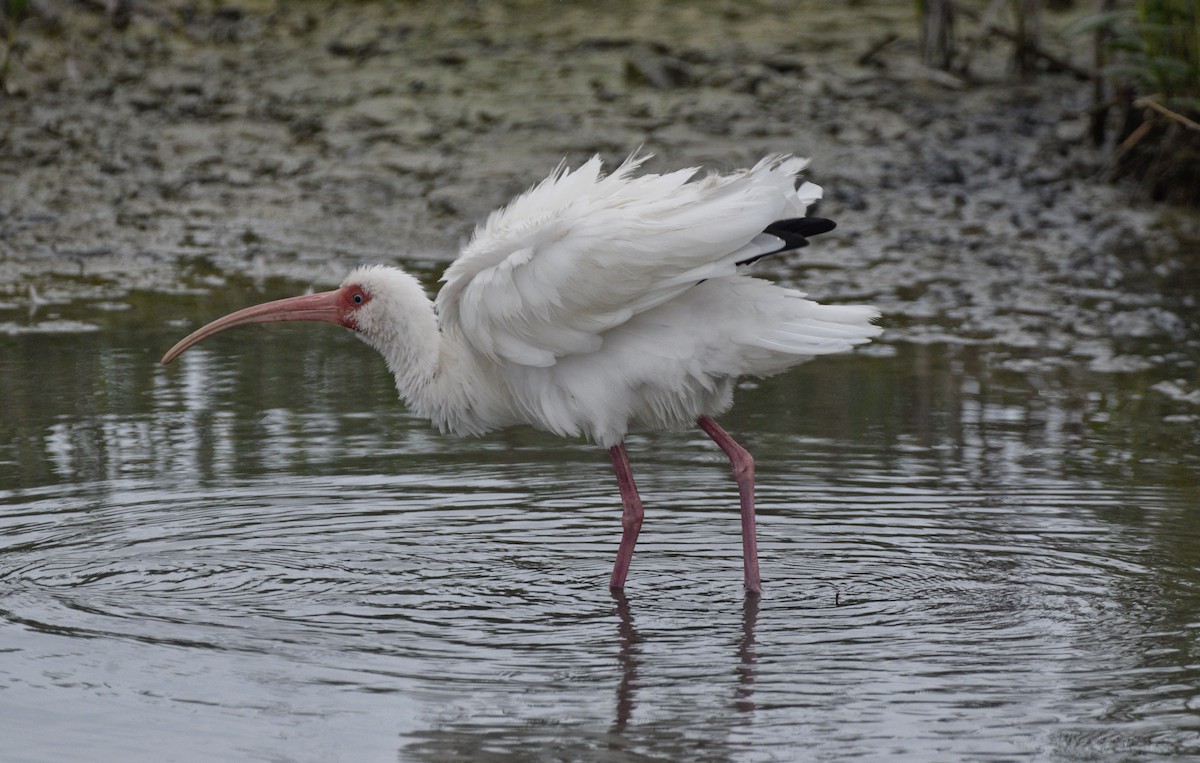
[2,0,1198,373]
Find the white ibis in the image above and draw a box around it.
[161,154,881,593]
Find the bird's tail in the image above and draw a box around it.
[751,293,882,358]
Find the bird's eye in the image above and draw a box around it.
[352,293,364,305]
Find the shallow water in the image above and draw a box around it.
[2,285,1200,762]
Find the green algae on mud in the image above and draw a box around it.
[0,0,1197,376]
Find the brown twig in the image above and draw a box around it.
[1134,97,1200,134]
[1116,118,1155,154]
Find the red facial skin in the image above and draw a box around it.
[160,284,371,365]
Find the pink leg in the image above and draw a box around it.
[697,416,762,593]
[608,443,644,590]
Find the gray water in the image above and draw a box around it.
[2,285,1200,762]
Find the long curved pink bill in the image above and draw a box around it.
[160,290,343,365]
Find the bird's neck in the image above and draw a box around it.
[357,279,489,434]
[352,273,442,404]
[380,323,494,436]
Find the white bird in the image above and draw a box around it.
[161,154,881,593]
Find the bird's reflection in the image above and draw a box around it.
[735,591,760,714]
[610,589,641,734]
[609,589,761,737]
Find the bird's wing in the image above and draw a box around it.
[435,153,822,367]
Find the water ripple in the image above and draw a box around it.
[2,442,1196,761]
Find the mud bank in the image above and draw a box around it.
[1,0,1198,376]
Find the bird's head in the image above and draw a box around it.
[159,265,427,365]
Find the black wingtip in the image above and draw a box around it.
[737,217,838,267]
[766,217,837,239]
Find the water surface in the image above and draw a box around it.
[2,286,1200,762]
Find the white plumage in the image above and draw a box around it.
[161,153,882,593]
